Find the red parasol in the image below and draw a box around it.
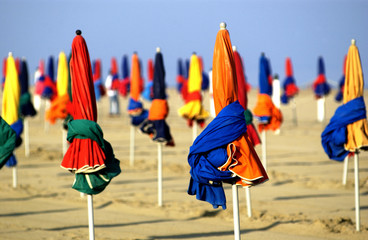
[61,31,106,174]
[233,47,260,146]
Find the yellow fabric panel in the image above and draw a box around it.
[178,100,209,120]
[343,43,368,151]
[57,52,69,96]
[187,54,202,93]
[2,54,20,125]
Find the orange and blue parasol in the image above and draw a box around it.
[187,24,268,209]
[140,50,174,146]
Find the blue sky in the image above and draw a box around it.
[1,0,367,88]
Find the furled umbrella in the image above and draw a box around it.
[61,30,121,239]
[233,46,261,147]
[313,56,331,123]
[45,52,70,124]
[321,39,368,231]
[45,51,70,154]
[335,55,347,102]
[281,57,299,125]
[188,23,268,240]
[233,46,261,218]
[176,58,185,94]
[140,48,174,206]
[2,52,24,188]
[180,59,190,102]
[142,58,154,101]
[42,56,57,100]
[19,58,37,157]
[199,56,209,91]
[178,53,209,141]
[92,59,105,102]
[119,54,130,97]
[127,52,148,166]
[253,53,282,170]
[33,59,45,111]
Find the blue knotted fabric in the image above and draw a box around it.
[321,97,366,161]
[188,101,247,209]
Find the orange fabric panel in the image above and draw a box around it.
[46,94,70,124]
[212,28,238,116]
[148,99,168,121]
[253,93,282,132]
[130,53,141,101]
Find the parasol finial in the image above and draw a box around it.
[232,46,237,52]
[8,52,13,57]
[156,47,161,53]
[220,22,227,30]
[351,39,356,45]
[76,29,82,35]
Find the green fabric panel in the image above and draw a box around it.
[67,119,105,150]
[19,92,31,108]
[244,109,253,125]
[72,140,121,194]
[0,117,16,169]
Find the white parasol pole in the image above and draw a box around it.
[62,129,68,155]
[291,98,297,126]
[87,194,95,240]
[192,121,198,142]
[232,184,240,240]
[342,155,349,185]
[261,130,267,170]
[130,126,135,166]
[12,166,17,188]
[24,118,30,157]
[317,96,325,123]
[272,74,281,135]
[44,100,50,131]
[354,153,360,231]
[158,143,163,207]
[245,187,252,218]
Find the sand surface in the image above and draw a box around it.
[0,88,367,240]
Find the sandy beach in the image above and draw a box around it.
[0,88,367,240]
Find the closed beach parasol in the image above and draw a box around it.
[2,52,24,187]
[281,57,299,104]
[253,53,282,169]
[92,59,105,101]
[281,57,299,125]
[46,52,70,125]
[119,54,130,97]
[176,58,185,94]
[19,58,37,157]
[233,46,260,147]
[178,53,209,141]
[127,52,148,166]
[140,48,174,206]
[188,22,268,239]
[321,39,368,231]
[61,30,121,239]
[142,58,154,101]
[335,55,347,102]
[313,56,330,122]
[42,56,57,100]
